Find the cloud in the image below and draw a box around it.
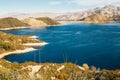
[69,0,120,6]
[50,1,62,5]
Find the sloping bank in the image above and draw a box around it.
[0,42,48,59]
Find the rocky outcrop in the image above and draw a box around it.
[84,14,110,24]
[55,5,120,21]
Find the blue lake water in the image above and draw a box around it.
[4,22,120,69]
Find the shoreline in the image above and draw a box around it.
[22,42,48,46]
[0,48,36,59]
[58,21,83,25]
[0,21,81,31]
[0,41,48,59]
[0,27,29,30]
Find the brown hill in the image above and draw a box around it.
[22,17,47,27]
[0,17,29,28]
[36,17,60,25]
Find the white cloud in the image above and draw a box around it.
[50,1,62,5]
[69,0,120,6]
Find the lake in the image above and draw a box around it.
[4,22,120,69]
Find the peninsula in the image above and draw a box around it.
[0,31,47,58]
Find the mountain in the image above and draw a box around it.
[0,17,29,28]
[0,13,63,20]
[55,5,120,21]
[84,14,110,24]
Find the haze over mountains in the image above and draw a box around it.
[0,5,120,21]
[0,13,63,20]
[55,5,120,21]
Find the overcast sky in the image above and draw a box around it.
[0,0,120,15]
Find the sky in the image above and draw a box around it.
[0,0,120,15]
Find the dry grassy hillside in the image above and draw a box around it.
[36,17,60,25]
[0,17,29,28]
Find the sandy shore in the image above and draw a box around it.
[22,42,48,46]
[0,27,28,30]
[0,42,48,58]
[58,21,83,25]
[29,36,39,39]
[0,48,36,59]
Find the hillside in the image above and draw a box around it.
[0,17,29,28]
[36,17,60,25]
[55,5,120,21]
[22,17,47,27]
[84,14,110,24]
[0,59,119,80]
[23,17,60,27]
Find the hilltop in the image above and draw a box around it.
[0,17,29,29]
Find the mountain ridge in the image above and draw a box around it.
[55,5,120,21]
[0,12,63,20]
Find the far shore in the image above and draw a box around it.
[0,27,29,30]
[58,21,83,25]
[0,21,83,31]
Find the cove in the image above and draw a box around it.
[4,22,120,70]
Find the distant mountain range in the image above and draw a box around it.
[0,5,120,21]
[0,13,63,20]
[55,5,120,21]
